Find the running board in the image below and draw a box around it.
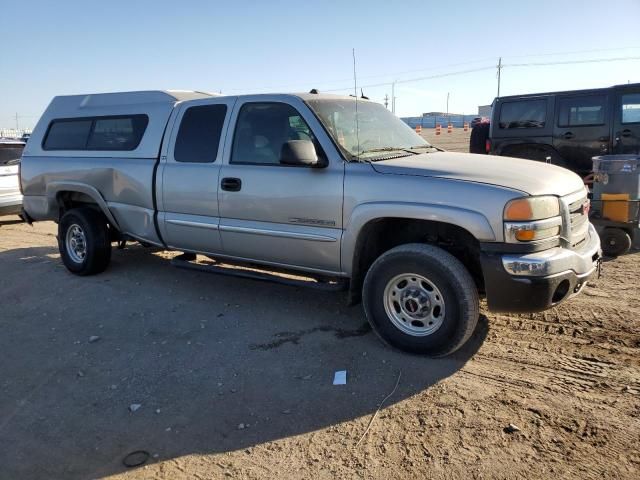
[170,258,348,292]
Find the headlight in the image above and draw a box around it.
[504,196,560,221]
[504,196,562,243]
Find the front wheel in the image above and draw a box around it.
[362,243,479,356]
[58,207,112,275]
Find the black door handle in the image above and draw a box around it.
[562,132,574,139]
[621,129,632,138]
[221,177,242,192]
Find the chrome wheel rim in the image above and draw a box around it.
[65,224,87,264]
[383,273,445,336]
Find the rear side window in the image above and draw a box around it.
[622,93,640,124]
[44,119,92,150]
[43,115,148,151]
[174,104,227,163]
[87,116,149,150]
[499,100,547,129]
[558,95,605,127]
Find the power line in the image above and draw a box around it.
[504,55,640,68]
[324,55,640,94]
[220,46,640,94]
[221,57,498,93]
[503,45,640,60]
[324,65,496,92]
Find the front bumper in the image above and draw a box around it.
[481,223,601,313]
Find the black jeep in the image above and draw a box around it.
[485,83,640,177]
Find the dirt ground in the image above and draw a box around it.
[420,128,472,152]
[1,132,639,479]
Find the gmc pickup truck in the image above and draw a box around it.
[20,90,601,356]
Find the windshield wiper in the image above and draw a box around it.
[357,147,419,157]
[409,144,443,152]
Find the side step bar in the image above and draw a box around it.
[171,257,348,292]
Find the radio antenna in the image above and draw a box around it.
[353,48,360,157]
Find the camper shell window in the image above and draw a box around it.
[43,115,148,151]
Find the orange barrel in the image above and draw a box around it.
[435,124,441,135]
[447,124,453,133]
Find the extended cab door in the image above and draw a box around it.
[552,92,610,175]
[217,96,344,274]
[612,86,640,154]
[156,97,236,253]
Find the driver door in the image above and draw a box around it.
[217,98,344,274]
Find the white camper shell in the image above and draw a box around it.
[24,90,216,159]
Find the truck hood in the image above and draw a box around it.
[370,152,584,196]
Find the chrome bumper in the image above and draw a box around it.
[502,223,601,277]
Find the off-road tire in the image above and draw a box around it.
[362,243,479,356]
[58,207,112,275]
[600,228,631,257]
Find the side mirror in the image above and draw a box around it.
[280,140,326,167]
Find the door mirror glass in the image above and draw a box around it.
[280,140,323,167]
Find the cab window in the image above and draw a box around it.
[231,102,323,165]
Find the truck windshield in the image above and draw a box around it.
[306,99,432,160]
[0,144,25,166]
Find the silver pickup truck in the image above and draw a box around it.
[20,90,601,356]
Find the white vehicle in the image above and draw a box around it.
[0,139,25,216]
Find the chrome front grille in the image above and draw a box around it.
[561,189,589,249]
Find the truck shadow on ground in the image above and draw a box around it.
[0,245,488,479]
[0,217,26,227]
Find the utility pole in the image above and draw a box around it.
[446,92,450,121]
[15,112,19,131]
[391,81,397,115]
[496,57,502,98]
[384,93,389,109]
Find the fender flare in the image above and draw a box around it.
[341,202,496,274]
[46,181,120,229]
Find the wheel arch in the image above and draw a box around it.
[46,181,120,229]
[343,204,491,304]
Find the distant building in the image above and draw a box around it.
[401,112,478,129]
[477,104,492,118]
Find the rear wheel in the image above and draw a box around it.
[58,207,112,275]
[600,228,631,257]
[362,243,479,356]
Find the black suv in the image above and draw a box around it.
[488,83,640,177]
